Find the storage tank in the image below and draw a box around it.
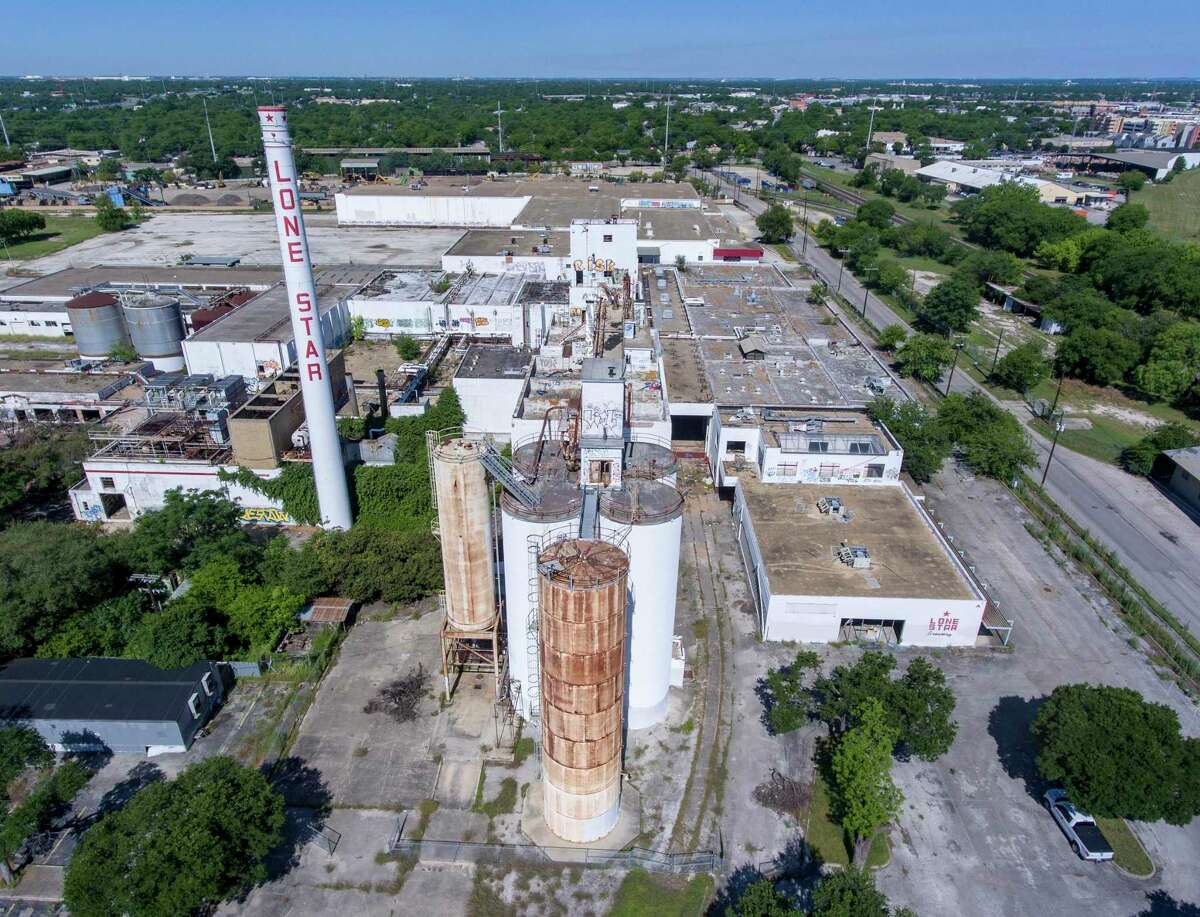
[121,293,186,371]
[433,437,497,632]
[599,480,684,730]
[65,292,131,360]
[538,538,629,843]
[501,482,582,721]
[622,440,677,485]
[512,439,576,482]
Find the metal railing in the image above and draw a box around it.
[387,824,721,875]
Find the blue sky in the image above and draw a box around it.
[4,0,1198,79]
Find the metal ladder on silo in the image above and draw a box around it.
[424,430,440,539]
[525,534,543,745]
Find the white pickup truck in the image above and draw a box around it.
[1044,789,1114,862]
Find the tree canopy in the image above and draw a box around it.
[1033,684,1200,824]
[830,698,903,848]
[756,205,795,244]
[64,756,285,917]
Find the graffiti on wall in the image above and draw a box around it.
[240,506,294,526]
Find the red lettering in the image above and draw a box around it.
[286,241,303,262]
[306,364,323,381]
[305,340,319,358]
[295,292,313,312]
[273,160,290,183]
[282,215,300,238]
[300,316,314,334]
[278,187,296,210]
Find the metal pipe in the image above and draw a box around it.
[257,106,353,530]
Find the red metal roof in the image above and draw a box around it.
[65,291,119,310]
[712,247,763,258]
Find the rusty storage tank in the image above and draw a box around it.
[538,538,629,843]
[432,437,497,631]
[622,439,677,485]
[501,481,582,722]
[65,291,132,360]
[598,480,684,730]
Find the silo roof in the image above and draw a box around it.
[65,291,119,310]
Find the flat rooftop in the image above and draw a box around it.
[452,272,525,307]
[445,229,570,258]
[0,265,282,302]
[722,408,897,452]
[455,345,532,380]
[341,175,702,230]
[517,281,570,305]
[188,266,378,345]
[650,267,898,408]
[738,473,976,601]
[0,371,138,396]
[352,269,443,303]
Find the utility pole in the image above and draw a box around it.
[1041,411,1067,487]
[1048,371,1065,416]
[496,101,504,154]
[990,329,1005,374]
[836,248,851,292]
[0,110,8,149]
[860,266,878,317]
[944,341,964,396]
[202,99,218,163]
[663,94,672,166]
[800,193,810,254]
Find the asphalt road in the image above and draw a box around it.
[701,167,1200,634]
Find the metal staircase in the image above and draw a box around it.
[525,534,543,739]
[479,439,539,506]
[424,430,440,539]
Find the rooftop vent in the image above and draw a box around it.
[836,542,871,569]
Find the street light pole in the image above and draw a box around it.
[944,341,964,396]
[1041,412,1067,487]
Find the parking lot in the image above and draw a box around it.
[877,466,1200,916]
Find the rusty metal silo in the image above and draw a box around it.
[432,437,497,631]
[537,539,629,843]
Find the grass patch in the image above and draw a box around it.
[608,868,714,917]
[511,736,536,768]
[412,798,439,840]
[1139,167,1200,243]
[1030,415,1144,465]
[671,717,696,735]
[771,243,798,263]
[0,215,107,260]
[1097,817,1154,877]
[804,773,849,866]
[0,347,76,361]
[475,777,518,818]
[867,830,891,869]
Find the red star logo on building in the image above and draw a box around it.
[265,113,274,122]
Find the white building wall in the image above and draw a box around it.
[335,193,529,227]
[653,239,718,264]
[453,376,528,440]
[569,221,639,279]
[441,254,569,278]
[74,460,287,523]
[0,309,72,337]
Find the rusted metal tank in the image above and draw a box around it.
[537,538,628,843]
[432,437,497,631]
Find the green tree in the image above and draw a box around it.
[935,392,1036,481]
[867,396,951,483]
[1055,326,1141,386]
[894,333,955,383]
[93,158,121,181]
[872,259,908,296]
[891,657,958,761]
[830,698,902,864]
[1033,684,1200,824]
[226,585,305,649]
[64,756,285,917]
[0,761,90,885]
[756,204,794,243]
[991,340,1050,394]
[857,198,895,230]
[811,867,893,917]
[759,650,821,734]
[37,593,153,660]
[0,728,53,802]
[954,249,1023,287]
[953,183,1087,256]
[918,276,980,334]
[93,196,133,232]
[125,597,228,669]
[1134,322,1200,403]
[1120,422,1200,477]
[125,489,258,575]
[730,878,802,917]
[0,211,45,244]
[1106,202,1149,233]
[0,427,92,519]
[876,324,908,353]
[1116,170,1147,193]
[0,522,127,658]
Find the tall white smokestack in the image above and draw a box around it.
[257,106,353,530]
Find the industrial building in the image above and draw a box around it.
[0,657,224,755]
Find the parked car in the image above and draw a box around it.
[1044,789,1114,861]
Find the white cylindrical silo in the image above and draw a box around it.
[501,482,582,723]
[598,480,683,730]
[623,439,677,486]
